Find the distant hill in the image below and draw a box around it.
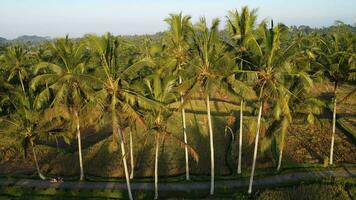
[12,35,50,44]
[0,35,50,44]
[0,37,7,44]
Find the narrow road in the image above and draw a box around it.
[0,168,355,191]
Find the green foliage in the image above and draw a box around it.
[0,6,355,192]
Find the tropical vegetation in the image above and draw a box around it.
[0,6,355,199]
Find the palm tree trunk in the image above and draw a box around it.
[329,97,337,165]
[75,111,84,181]
[54,135,59,153]
[237,100,243,174]
[129,129,134,179]
[118,128,133,200]
[277,138,284,171]
[111,94,133,200]
[31,143,46,180]
[277,119,288,171]
[179,75,190,181]
[206,95,215,195]
[248,102,263,194]
[18,72,26,96]
[154,134,160,200]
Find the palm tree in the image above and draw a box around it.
[141,70,198,200]
[0,45,30,95]
[274,32,317,171]
[0,89,66,180]
[164,12,192,180]
[187,18,229,195]
[85,33,157,200]
[236,21,312,193]
[143,72,176,200]
[225,6,259,174]
[313,27,354,165]
[128,124,135,179]
[31,36,93,181]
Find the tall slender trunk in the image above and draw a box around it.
[330,96,337,165]
[18,72,26,96]
[248,102,263,194]
[237,100,243,174]
[119,128,133,200]
[277,118,288,171]
[111,93,133,200]
[277,133,286,171]
[154,134,160,200]
[54,135,59,153]
[31,143,46,180]
[179,74,190,181]
[206,95,215,195]
[75,111,84,181]
[129,129,134,179]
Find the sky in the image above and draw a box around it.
[0,0,355,39]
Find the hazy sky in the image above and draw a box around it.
[0,0,355,39]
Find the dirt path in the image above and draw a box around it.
[0,167,355,191]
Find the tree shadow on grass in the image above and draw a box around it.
[134,133,154,178]
[290,130,324,164]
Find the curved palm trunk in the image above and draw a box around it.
[206,95,215,195]
[329,97,337,165]
[237,100,243,174]
[248,102,263,194]
[179,75,190,181]
[154,134,160,200]
[129,129,134,179]
[111,94,133,200]
[75,111,84,181]
[118,128,133,200]
[31,143,46,180]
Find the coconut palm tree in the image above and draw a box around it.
[0,75,14,115]
[274,32,319,171]
[31,36,93,181]
[313,27,354,165]
[141,70,199,200]
[186,17,230,195]
[234,20,313,193]
[0,45,30,95]
[164,12,192,180]
[128,124,135,179]
[143,71,176,200]
[225,6,259,174]
[0,88,66,180]
[85,33,158,200]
